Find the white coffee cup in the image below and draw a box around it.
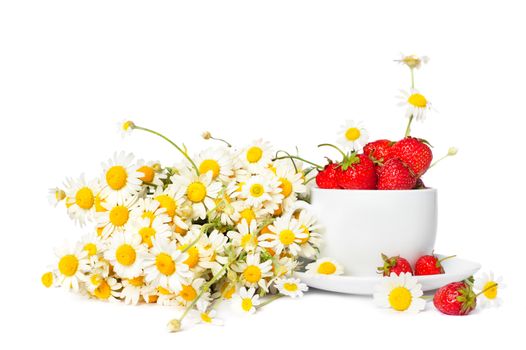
[294,188,437,276]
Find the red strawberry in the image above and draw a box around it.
[377,254,413,276]
[415,254,455,276]
[391,137,433,177]
[315,162,341,189]
[376,158,417,190]
[363,140,394,163]
[336,153,377,189]
[433,281,477,315]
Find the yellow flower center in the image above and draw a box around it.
[155,195,176,218]
[243,265,262,283]
[41,272,53,288]
[249,184,264,198]
[298,225,310,244]
[83,243,97,256]
[94,280,111,300]
[388,286,413,311]
[241,298,253,312]
[187,182,207,203]
[246,147,263,163]
[283,283,298,292]
[128,276,144,287]
[239,208,256,224]
[407,93,427,108]
[122,120,134,131]
[279,178,293,198]
[137,165,155,183]
[279,229,296,245]
[55,189,66,201]
[109,205,130,227]
[345,127,361,141]
[94,195,107,212]
[115,244,136,266]
[199,159,221,179]
[58,255,79,277]
[483,281,498,299]
[180,284,197,302]
[75,187,94,209]
[200,312,212,323]
[90,274,102,287]
[156,253,176,275]
[139,227,156,248]
[179,245,199,268]
[240,234,256,248]
[106,165,128,190]
[317,261,336,275]
[158,286,172,295]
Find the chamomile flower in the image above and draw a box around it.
[53,243,89,291]
[96,196,137,238]
[170,168,222,220]
[130,217,172,248]
[135,159,167,187]
[144,237,193,292]
[295,209,322,259]
[305,257,344,276]
[92,277,122,302]
[474,271,505,307]
[273,256,299,278]
[151,187,187,228]
[231,201,268,225]
[211,182,238,225]
[233,287,260,314]
[63,175,101,226]
[48,187,66,207]
[196,300,223,326]
[41,271,55,288]
[104,232,148,278]
[232,253,273,291]
[118,120,135,137]
[199,230,229,274]
[194,147,234,183]
[240,174,283,212]
[373,272,426,313]
[272,160,306,209]
[79,232,105,263]
[240,139,273,173]
[274,277,308,298]
[258,215,306,256]
[121,276,147,305]
[338,120,369,151]
[398,89,432,122]
[100,151,143,204]
[176,278,207,306]
[395,53,429,70]
[227,219,260,254]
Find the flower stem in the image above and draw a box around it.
[272,155,322,170]
[257,293,283,309]
[210,136,232,148]
[134,125,200,175]
[404,115,414,138]
[181,223,214,254]
[476,283,498,297]
[410,68,415,89]
[317,143,347,160]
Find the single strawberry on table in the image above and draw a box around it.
[315,162,341,189]
[390,137,433,177]
[336,152,377,190]
[376,158,417,190]
[414,254,456,276]
[433,281,477,316]
[377,253,413,276]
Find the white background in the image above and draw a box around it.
[0,0,523,348]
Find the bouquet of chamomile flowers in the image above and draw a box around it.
[43,123,321,331]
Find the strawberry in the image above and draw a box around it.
[433,281,477,316]
[377,254,413,276]
[335,153,377,190]
[315,162,341,189]
[414,254,456,276]
[376,158,416,190]
[363,139,394,163]
[391,137,433,177]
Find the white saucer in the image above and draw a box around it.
[294,255,481,295]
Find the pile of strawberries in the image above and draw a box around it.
[316,137,433,190]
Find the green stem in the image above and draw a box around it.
[476,283,498,297]
[134,125,199,175]
[210,136,232,148]
[429,154,450,169]
[272,155,322,170]
[318,143,347,160]
[410,68,415,89]
[404,115,414,138]
[257,294,283,309]
[181,223,214,253]
[275,150,299,173]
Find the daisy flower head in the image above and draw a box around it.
[198,230,229,274]
[92,277,122,302]
[398,89,432,122]
[232,253,273,291]
[118,119,135,137]
[196,299,223,326]
[239,174,283,213]
[176,278,207,306]
[210,181,238,226]
[130,216,172,248]
[170,167,222,220]
[121,275,147,305]
[135,159,167,187]
[151,187,187,227]
[395,53,429,70]
[104,232,148,278]
[53,243,89,292]
[258,215,307,256]
[48,187,66,207]
[272,159,307,209]
[194,147,234,183]
[227,219,260,254]
[231,201,268,225]
[63,175,101,226]
[96,196,137,238]
[474,271,505,308]
[240,139,273,173]
[274,277,308,298]
[233,287,260,315]
[373,272,426,313]
[295,209,322,259]
[41,271,56,288]
[305,257,344,276]
[131,197,171,226]
[79,231,106,263]
[144,237,193,293]
[338,120,369,151]
[100,151,143,204]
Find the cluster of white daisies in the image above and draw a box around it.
[43,123,345,330]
